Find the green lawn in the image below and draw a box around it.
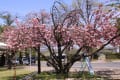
[0,66,34,80]
[0,66,105,80]
[33,72,103,80]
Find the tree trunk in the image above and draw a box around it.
[37,46,41,74]
[57,43,64,74]
[7,54,12,69]
[19,52,23,64]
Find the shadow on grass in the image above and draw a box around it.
[0,66,33,80]
[0,67,8,71]
[33,71,102,80]
[96,70,115,79]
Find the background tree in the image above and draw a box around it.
[0,12,15,26]
[1,10,50,73]
[24,10,50,74]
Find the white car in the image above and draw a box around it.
[22,58,29,65]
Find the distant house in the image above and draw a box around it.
[98,45,118,54]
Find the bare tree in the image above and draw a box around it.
[0,12,15,26]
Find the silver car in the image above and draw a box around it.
[22,58,29,65]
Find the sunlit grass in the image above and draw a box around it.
[0,66,35,80]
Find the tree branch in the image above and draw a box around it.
[85,33,120,57]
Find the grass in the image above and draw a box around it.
[33,71,103,80]
[0,66,105,80]
[0,66,35,80]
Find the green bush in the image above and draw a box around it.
[105,53,120,59]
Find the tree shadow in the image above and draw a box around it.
[96,70,115,79]
[0,66,25,72]
[0,67,7,71]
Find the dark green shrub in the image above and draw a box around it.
[105,53,120,59]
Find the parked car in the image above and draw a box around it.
[12,58,19,64]
[22,58,29,65]
[31,57,36,64]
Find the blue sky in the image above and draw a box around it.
[0,0,119,17]
[0,0,72,16]
[0,0,54,15]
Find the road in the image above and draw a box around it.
[73,61,120,70]
[27,61,120,72]
[40,61,120,67]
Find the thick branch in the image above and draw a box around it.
[40,52,59,71]
[85,33,120,57]
[46,44,59,66]
[61,40,73,54]
[64,47,83,71]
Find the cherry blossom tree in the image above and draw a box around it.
[23,11,50,73]
[1,0,120,74]
[1,11,50,73]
